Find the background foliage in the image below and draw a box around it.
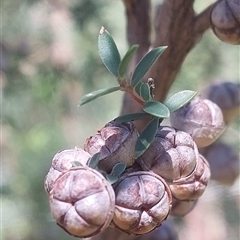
[1,0,239,239]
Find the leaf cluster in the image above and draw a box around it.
[80,27,196,159]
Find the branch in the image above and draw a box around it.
[193,1,220,36]
[123,0,151,61]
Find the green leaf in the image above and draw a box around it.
[140,83,151,101]
[79,86,121,106]
[164,90,197,112]
[98,27,121,77]
[88,152,101,169]
[105,174,118,184]
[135,117,159,158]
[110,163,126,177]
[134,81,143,96]
[71,161,83,167]
[114,112,150,123]
[118,45,139,78]
[131,46,167,87]
[143,100,170,118]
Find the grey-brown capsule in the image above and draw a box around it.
[44,148,91,194]
[84,120,138,172]
[170,98,225,147]
[201,81,240,123]
[170,198,198,217]
[49,166,115,238]
[201,142,240,185]
[167,154,211,201]
[211,0,240,44]
[137,126,198,181]
[112,171,172,235]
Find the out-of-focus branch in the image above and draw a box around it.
[123,0,151,61]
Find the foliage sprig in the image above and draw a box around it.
[80,27,197,158]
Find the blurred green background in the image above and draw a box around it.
[1,0,239,240]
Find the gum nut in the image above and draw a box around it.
[202,142,240,185]
[49,166,115,238]
[227,0,240,22]
[136,220,178,240]
[84,121,138,172]
[168,154,211,201]
[44,148,91,194]
[137,126,198,181]
[112,171,172,235]
[201,81,240,123]
[170,197,198,217]
[211,1,237,29]
[170,98,225,147]
[212,27,240,44]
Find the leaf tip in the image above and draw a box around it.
[99,26,105,35]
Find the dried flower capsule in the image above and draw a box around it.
[211,0,240,44]
[44,148,91,194]
[167,154,211,201]
[170,198,198,217]
[112,171,172,235]
[170,98,225,147]
[137,220,178,240]
[137,126,198,181]
[201,142,240,185]
[201,81,240,123]
[49,166,115,238]
[84,120,138,172]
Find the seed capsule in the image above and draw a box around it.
[211,0,240,44]
[201,142,239,185]
[137,126,198,181]
[167,154,211,201]
[170,98,225,147]
[84,120,138,172]
[49,166,115,238]
[112,171,172,235]
[201,81,240,123]
[170,198,198,217]
[44,148,91,194]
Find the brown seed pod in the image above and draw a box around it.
[137,126,198,181]
[167,154,211,201]
[44,148,91,194]
[136,220,178,240]
[170,198,198,217]
[210,0,240,44]
[201,81,240,123]
[84,120,138,172]
[201,142,240,185]
[112,171,172,235]
[49,166,115,238]
[170,98,225,147]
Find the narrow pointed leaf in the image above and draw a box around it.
[140,83,151,101]
[131,46,167,87]
[98,27,121,77]
[118,45,139,78]
[114,112,150,123]
[111,163,126,177]
[88,152,101,169]
[79,86,121,106]
[164,90,197,112]
[135,117,159,158]
[134,81,143,97]
[143,100,170,118]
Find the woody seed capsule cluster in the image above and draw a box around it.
[45,118,213,238]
